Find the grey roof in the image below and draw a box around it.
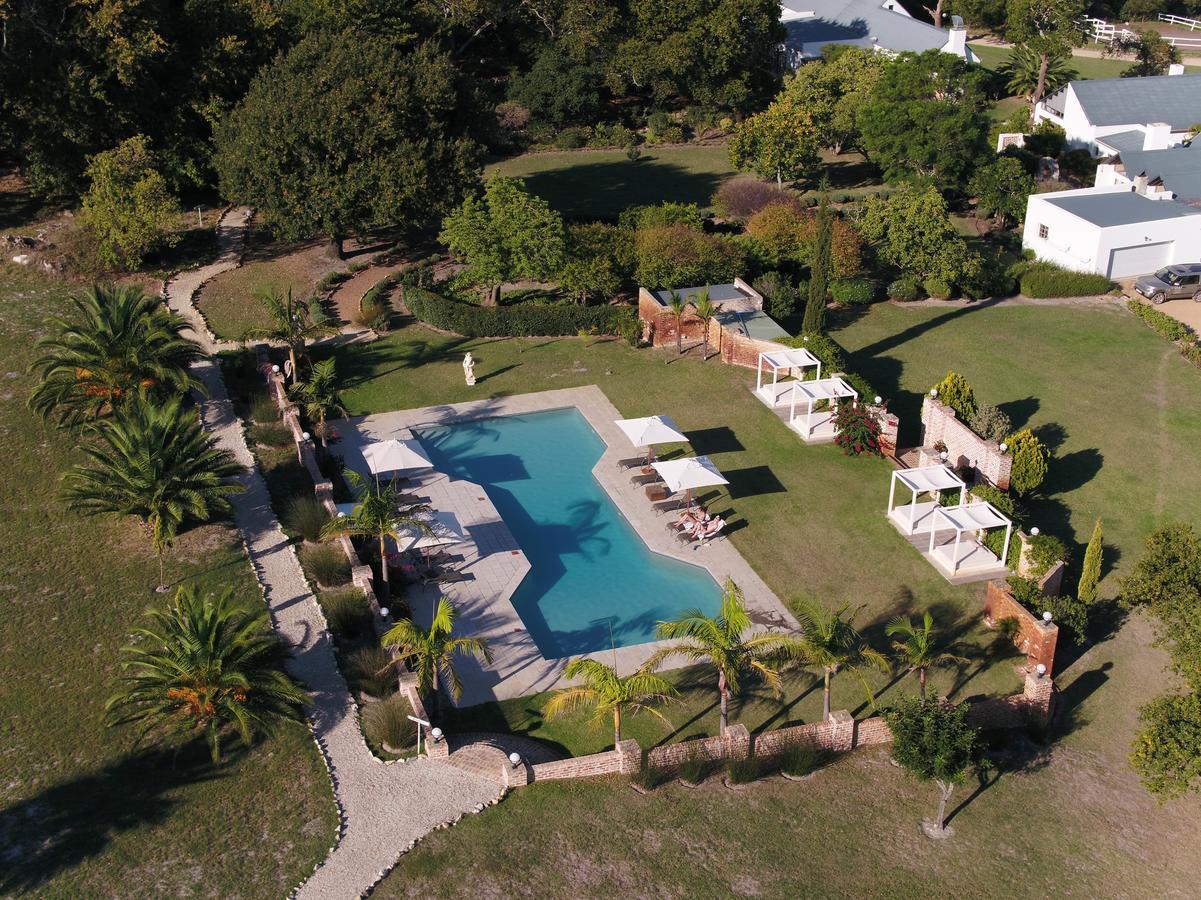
[715,309,790,341]
[781,0,949,57]
[1096,130,1148,155]
[1069,73,1201,129]
[651,284,747,305]
[1118,141,1201,202]
[1042,191,1201,227]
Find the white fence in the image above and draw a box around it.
[1159,13,1201,32]
[1085,15,1201,51]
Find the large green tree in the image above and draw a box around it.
[729,98,823,186]
[860,185,980,288]
[29,284,202,430]
[215,31,481,257]
[778,46,887,155]
[1005,0,1085,107]
[0,0,287,198]
[105,585,308,763]
[970,157,1035,227]
[439,176,566,305]
[860,50,991,190]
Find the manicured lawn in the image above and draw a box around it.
[971,42,1201,79]
[485,146,738,219]
[0,266,337,896]
[197,226,341,340]
[361,300,1201,898]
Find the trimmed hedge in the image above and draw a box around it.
[1018,262,1112,299]
[406,287,625,337]
[1127,299,1195,343]
[830,278,875,306]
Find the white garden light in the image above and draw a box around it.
[1036,663,1047,676]
[509,752,522,768]
[1043,611,1053,622]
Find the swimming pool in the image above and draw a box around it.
[416,408,723,658]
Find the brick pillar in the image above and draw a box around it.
[723,723,751,759]
[828,710,855,751]
[503,758,531,788]
[615,739,642,774]
[1022,668,1055,728]
[1026,617,1059,676]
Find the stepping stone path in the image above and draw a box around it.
[165,208,502,899]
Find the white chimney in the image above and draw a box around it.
[1143,123,1171,151]
[945,22,967,58]
[1168,63,1185,76]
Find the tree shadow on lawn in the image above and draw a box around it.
[997,396,1040,431]
[684,426,744,455]
[519,160,728,220]
[1047,660,1115,741]
[944,730,1054,827]
[0,741,235,895]
[329,333,472,389]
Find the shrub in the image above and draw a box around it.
[1127,299,1196,343]
[973,485,1022,564]
[830,278,875,306]
[363,694,417,752]
[778,738,829,777]
[961,258,1017,301]
[284,494,330,543]
[833,402,883,457]
[888,276,922,301]
[317,270,352,292]
[618,202,705,232]
[726,755,761,784]
[746,201,805,262]
[554,127,590,149]
[1005,428,1050,496]
[589,123,638,148]
[1050,594,1090,643]
[1019,262,1112,298]
[630,760,668,791]
[250,392,280,424]
[301,543,352,587]
[406,288,625,337]
[1023,120,1066,158]
[507,47,601,128]
[1078,518,1103,606]
[923,277,952,300]
[932,371,977,421]
[354,299,391,332]
[677,747,713,785]
[781,332,844,375]
[755,271,801,320]
[1059,148,1098,185]
[706,179,792,221]
[1026,533,1067,578]
[970,403,1012,443]
[1007,575,1044,611]
[633,225,746,288]
[346,645,395,699]
[317,586,372,638]
[251,421,293,448]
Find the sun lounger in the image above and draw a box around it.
[420,567,473,587]
[654,496,689,517]
[677,517,726,545]
[630,471,662,487]
[617,455,646,471]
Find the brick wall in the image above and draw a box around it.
[646,724,751,770]
[853,716,893,747]
[985,579,1060,675]
[920,397,1012,490]
[527,740,640,783]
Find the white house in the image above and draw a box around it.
[780,0,973,65]
[1033,70,1201,156]
[1095,139,1201,202]
[1022,186,1201,278]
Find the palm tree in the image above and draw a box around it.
[666,290,687,356]
[886,612,968,700]
[999,45,1076,103]
[381,597,492,719]
[105,585,309,763]
[28,284,202,429]
[320,470,431,601]
[288,358,346,447]
[692,288,716,361]
[648,579,804,734]
[242,286,338,383]
[793,599,890,722]
[61,397,245,591]
[545,657,677,745]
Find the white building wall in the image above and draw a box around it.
[1034,87,1192,156]
[1024,188,1201,276]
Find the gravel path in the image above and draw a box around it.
[166,213,502,899]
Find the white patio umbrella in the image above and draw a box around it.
[361,438,433,481]
[614,415,688,464]
[651,455,729,507]
[391,510,465,555]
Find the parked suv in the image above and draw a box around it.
[1134,264,1201,303]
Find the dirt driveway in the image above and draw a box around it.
[1119,278,1201,333]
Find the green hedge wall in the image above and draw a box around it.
[1018,262,1112,299]
[405,288,626,338]
[1127,298,1196,343]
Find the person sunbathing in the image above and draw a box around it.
[671,506,709,531]
[694,516,725,542]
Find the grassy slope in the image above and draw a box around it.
[0,266,337,897]
[971,42,1201,78]
[358,300,1201,897]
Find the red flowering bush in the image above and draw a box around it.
[833,402,883,457]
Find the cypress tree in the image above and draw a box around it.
[1078,518,1103,605]
[804,194,833,334]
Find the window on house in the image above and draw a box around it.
[1038,224,1049,240]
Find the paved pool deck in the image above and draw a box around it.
[331,385,798,706]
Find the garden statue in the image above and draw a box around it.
[462,352,476,386]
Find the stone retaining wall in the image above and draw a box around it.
[920,396,1012,490]
[530,741,640,782]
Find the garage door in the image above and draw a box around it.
[1107,242,1173,278]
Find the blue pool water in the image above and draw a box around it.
[416,408,723,658]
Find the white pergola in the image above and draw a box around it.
[928,501,1013,575]
[887,465,967,536]
[755,347,821,407]
[787,376,857,441]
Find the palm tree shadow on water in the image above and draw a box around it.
[0,742,235,894]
